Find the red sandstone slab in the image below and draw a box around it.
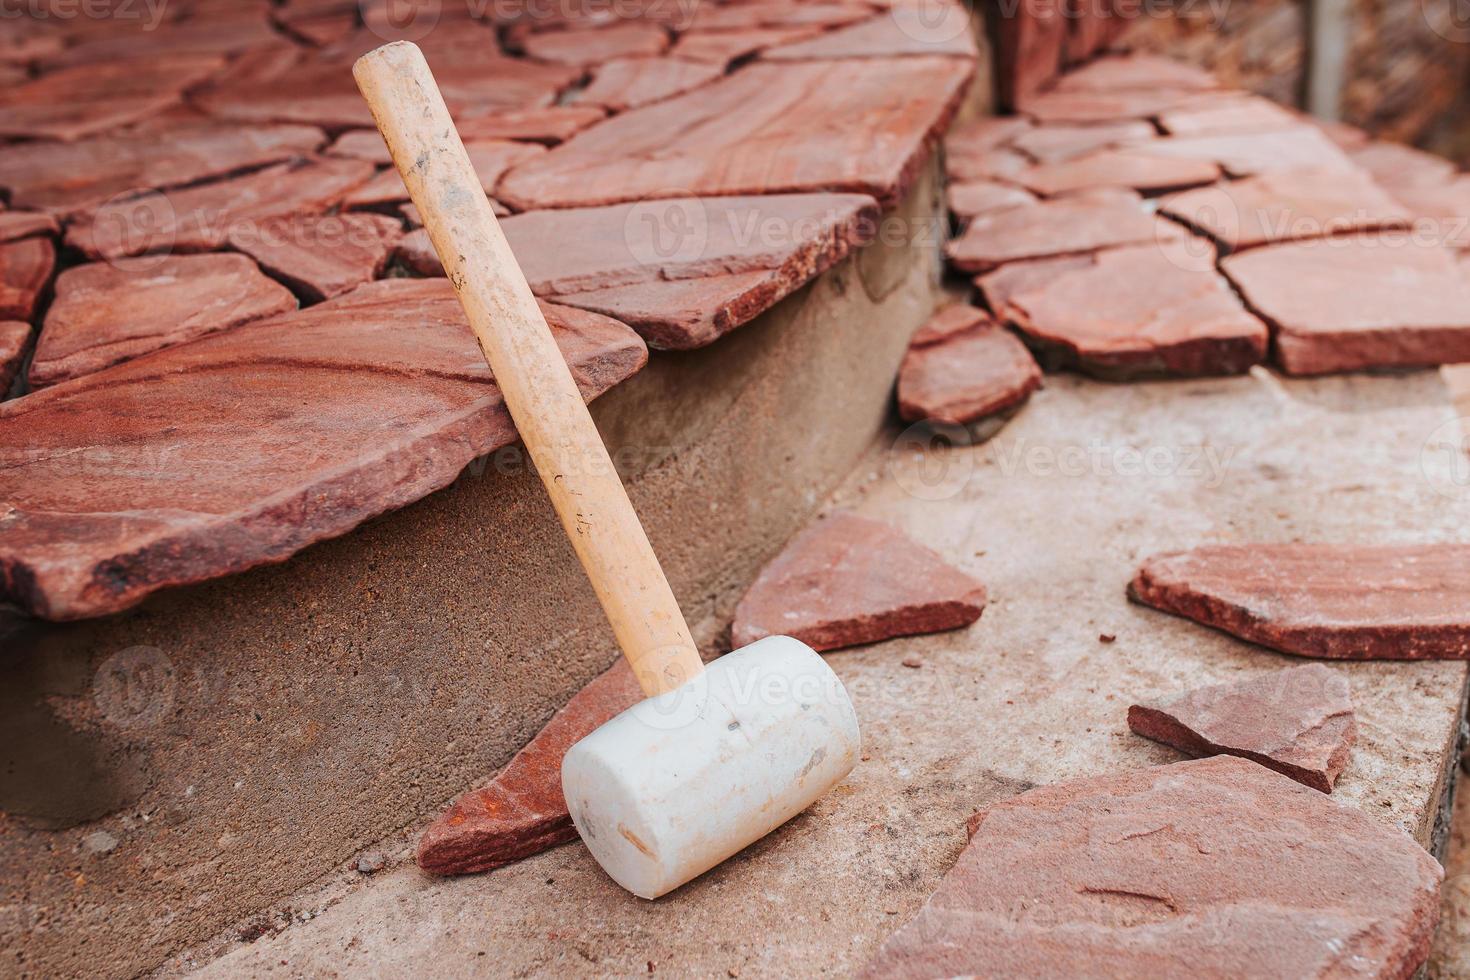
[861,757,1442,979]
[1160,168,1414,251]
[0,212,58,244]
[909,302,990,346]
[346,141,545,208]
[1131,544,1470,659]
[418,658,644,875]
[29,254,297,388]
[973,253,1095,321]
[1222,238,1470,374]
[1009,120,1156,164]
[1019,88,1196,125]
[0,122,326,216]
[1157,94,1302,136]
[946,180,1036,224]
[499,58,970,211]
[227,212,403,303]
[67,158,375,261]
[1389,176,1470,251]
[669,27,823,65]
[761,2,978,60]
[1016,147,1220,196]
[1131,126,1357,178]
[945,145,1030,183]
[1053,53,1220,93]
[731,512,986,651]
[327,130,392,165]
[897,311,1041,429]
[946,189,1185,273]
[0,321,30,394]
[0,278,647,621]
[1007,239,1267,378]
[1130,664,1356,792]
[0,237,54,322]
[571,56,725,112]
[1350,141,1459,189]
[991,0,1065,108]
[40,13,279,68]
[519,22,669,65]
[944,116,1033,168]
[0,54,225,141]
[454,106,607,144]
[686,1,872,32]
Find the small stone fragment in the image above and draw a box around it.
[227,212,403,303]
[1129,664,1356,792]
[946,180,1036,224]
[0,237,54,321]
[900,655,924,669]
[418,659,644,875]
[1130,543,1470,659]
[861,757,1442,979]
[355,851,387,874]
[0,321,31,393]
[896,309,1041,431]
[731,512,986,651]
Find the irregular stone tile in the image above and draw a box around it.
[0,122,326,216]
[67,157,375,260]
[686,0,872,32]
[946,189,1185,273]
[0,212,58,244]
[1053,53,1220,93]
[0,278,647,621]
[973,252,1094,321]
[909,302,991,346]
[1131,126,1357,178]
[730,512,986,651]
[227,212,403,303]
[519,22,669,65]
[498,58,971,210]
[946,180,1036,224]
[1158,94,1302,136]
[1130,543,1470,659]
[327,130,392,165]
[991,0,1065,107]
[1009,120,1155,164]
[1019,88,1196,125]
[0,320,31,394]
[1130,664,1356,792]
[0,237,54,322]
[399,193,878,348]
[454,105,607,144]
[1008,239,1268,378]
[669,26,824,65]
[1160,168,1414,251]
[345,141,545,209]
[1016,147,1220,196]
[1388,176,1470,251]
[571,56,725,112]
[1350,140,1459,189]
[417,658,644,875]
[0,54,225,141]
[861,757,1442,979]
[40,13,279,68]
[29,255,298,389]
[1221,238,1470,374]
[944,115,1033,169]
[897,312,1041,432]
[946,145,1030,183]
[761,3,978,60]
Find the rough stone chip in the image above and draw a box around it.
[861,757,1442,979]
[0,279,646,621]
[731,513,986,651]
[227,212,403,303]
[417,659,644,875]
[1130,543,1470,660]
[897,307,1041,430]
[30,254,298,389]
[1222,238,1470,374]
[1129,664,1356,791]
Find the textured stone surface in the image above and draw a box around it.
[1008,239,1267,378]
[1129,664,1357,791]
[1017,147,1221,196]
[944,115,1033,172]
[572,56,724,111]
[327,129,393,165]
[1019,88,1197,125]
[762,3,977,60]
[1053,53,1219,93]
[0,212,58,244]
[1133,126,1356,178]
[861,757,1442,979]
[1009,120,1155,164]
[30,254,297,389]
[896,310,1041,428]
[946,180,1036,223]
[1157,94,1301,136]
[0,123,326,216]
[1222,239,1470,374]
[344,141,544,208]
[400,193,879,348]
[227,212,402,303]
[1160,168,1414,251]
[731,512,986,651]
[1350,141,1459,189]
[454,105,607,143]
[67,158,375,260]
[0,235,52,323]
[520,23,669,65]
[417,659,644,876]
[669,26,822,65]
[0,279,646,621]
[1131,544,1470,660]
[0,55,225,141]
[974,252,1095,321]
[947,190,1186,273]
[1388,176,1470,252]
[498,58,971,210]
[0,320,30,393]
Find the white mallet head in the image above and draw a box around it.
[562,636,860,899]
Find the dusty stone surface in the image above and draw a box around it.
[0,123,326,216]
[177,370,1470,980]
[761,3,977,60]
[1388,176,1470,252]
[519,22,670,65]
[730,512,986,651]
[572,56,724,111]
[0,54,225,141]
[326,129,393,165]
[1053,53,1219,93]
[1222,238,1470,374]
[0,237,54,322]
[973,252,1095,321]
[1006,240,1268,378]
[897,310,1041,428]
[497,58,971,210]
[861,757,1442,979]
[1131,544,1470,660]
[417,660,643,875]
[0,320,30,393]
[1009,120,1155,163]
[946,180,1036,223]
[1133,126,1357,178]
[0,279,646,621]
[946,189,1186,273]
[228,212,402,303]
[67,158,375,260]
[399,193,879,349]
[29,255,298,389]
[1129,664,1357,791]
[454,105,607,143]
[1157,94,1302,136]
[1350,140,1460,189]
[1016,147,1221,196]
[1160,168,1414,251]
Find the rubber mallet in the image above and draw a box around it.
[354,42,861,900]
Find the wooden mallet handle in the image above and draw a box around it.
[354,41,703,698]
